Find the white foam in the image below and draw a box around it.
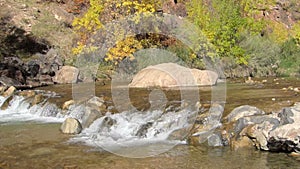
[71,108,195,155]
[0,95,65,124]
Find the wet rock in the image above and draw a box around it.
[40,103,59,117]
[230,136,254,150]
[86,96,106,111]
[97,116,116,132]
[208,134,223,147]
[189,104,224,145]
[0,95,14,110]
[207,103,224,125]
[32,94,44,105]
[53,66,79,84]
[68,105,86,120]
[2,86,16,97]
[226,105,265,122]
[60,117,82,134]
[81,108,103,128]
[136,122,153,138]
[62,100,75,110]
[18,90,36,98]
[129,63,218,88]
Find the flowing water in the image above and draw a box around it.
[0,78,300,168]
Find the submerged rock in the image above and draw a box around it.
[60,117,82,134]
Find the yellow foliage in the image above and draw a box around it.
[268,21,289,43]
[291,21,300,45]
[106,37,143,63]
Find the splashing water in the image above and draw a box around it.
[0,95,65,124]
[70,107,197,157]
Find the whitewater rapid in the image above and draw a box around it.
[0,93,198,157]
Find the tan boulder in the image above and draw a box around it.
[60,118,82,134]
[2,86,16,97]
[62,100,75,110]
[53,66,79,84]
[129,63,218,88]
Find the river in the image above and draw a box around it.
[0,77,299,168]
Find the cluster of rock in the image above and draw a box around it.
[188,102,300,154]
[59,96,109,134]
[0,49,80,88]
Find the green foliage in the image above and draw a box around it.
[240,34,280,76]
[277,38,300,76]
[187,0,250,64]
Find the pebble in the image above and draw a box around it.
[294,88,299,92]
[272,98,276,101]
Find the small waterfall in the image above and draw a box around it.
[0,93,66,124]
[70,107,197,157]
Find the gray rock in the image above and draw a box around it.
[226,105,265,122]
[0,76,22,87]
[267,103,300,152]
[81,108,102,128]
[40,103,59,117]
[234,115,280,134]
[208,134,223,147]
[278,107,294,125]
[60,117,82,134]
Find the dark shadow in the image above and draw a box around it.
[0,15,50,59]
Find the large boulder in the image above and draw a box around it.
[52,66,79,84]
[225,103,300,153]
[129,63,218,88]
[268,104,300,152]
[60,117,82,134]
